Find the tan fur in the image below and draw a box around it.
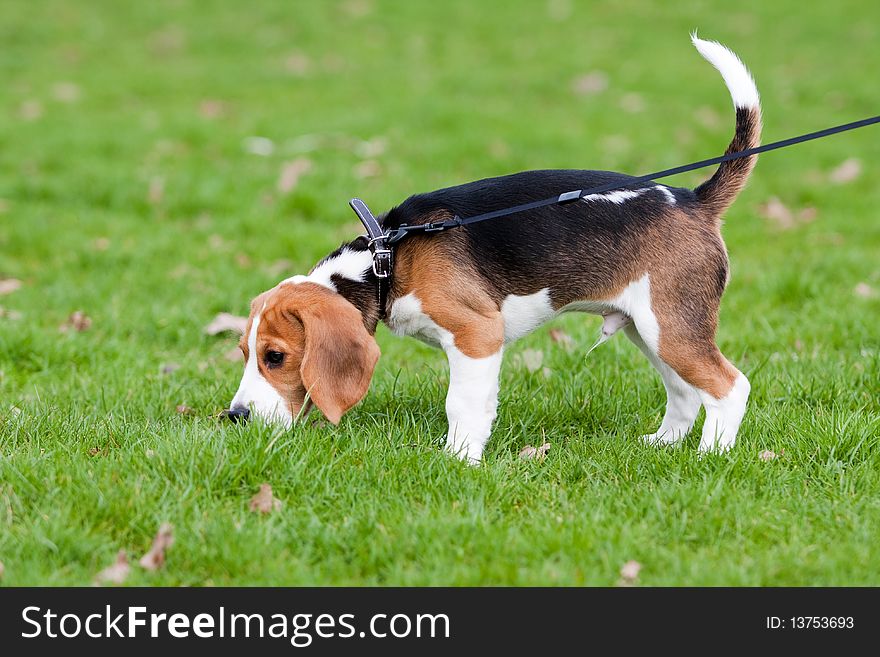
[392,231,504,359]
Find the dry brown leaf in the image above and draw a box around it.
[149,25,186,55]
[0,279,22,296]
[175,404,193,415]
[94,550,130,585]
[758,197,795,229]
[619,560,642,585]
[519,442,550,460]
[277,158,312,194]
[549,328,574,349]
[204,312,247,336]
[139,523,174,571]
[354,160,382,179]
[53,81,81,103]
[0,307,23,321]
[249,483,282,514]
[855,282,876,299]
[199,99,226,119]
[619,93,645,114]
[829,158,862,184]
[19,100,43,121]
[519,349,544,372]
[759,449,785,461]
[797,207,818,223]
[0,559,4,580]
[284,52,311,75]
[572,71,608,95]
[59,311,91,333]
[148,176,165,205]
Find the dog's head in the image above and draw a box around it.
[227,282,380,427]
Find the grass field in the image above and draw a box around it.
[1,0,879,586]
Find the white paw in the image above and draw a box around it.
[640,428,687,446]
[697,435,736,454]
[443,435,483,465]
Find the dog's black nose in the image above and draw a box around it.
[224,407,250,423]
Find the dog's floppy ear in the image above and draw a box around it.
[296,292,380,424]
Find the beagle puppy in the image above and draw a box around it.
[228,36,761,462]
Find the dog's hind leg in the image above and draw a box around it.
[658,335,750,453]
[638,288,749,452]
[623,323,702,445]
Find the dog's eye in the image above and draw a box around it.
[265,350,285,367]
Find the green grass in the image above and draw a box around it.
[1,0,879,586]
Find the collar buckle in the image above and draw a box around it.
[372,247,392,279]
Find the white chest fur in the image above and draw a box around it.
[386,293,453,348]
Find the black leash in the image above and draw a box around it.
[351,113,880,311]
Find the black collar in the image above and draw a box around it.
[349,198,392,319]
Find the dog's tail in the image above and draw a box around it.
[691,34,762,217]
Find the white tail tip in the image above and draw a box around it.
[691,32,760,110]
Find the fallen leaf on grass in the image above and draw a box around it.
[758,197,817,230]
[519,442,551,460]
[147,176,165,205]
[277,158,312,194]
[204,312,247,336]
[59,311,91,333]
[854,282,876,299]
[759,449,784,461]
[0,279,22,296]
[572,71,608,95]
[618,560,642,586]
[354,160,382,179]
[19,100,43,121]
[549,328,574,350]
[249,483,282,514]
[0,307,23,321]
[619,92,645,114]
[139,523,174,571]
[519,349,544,372]
[94,550,130,586]
[175,404,193,415]
[284,52,311,75]
[828,158,862,184]
[198,99,226,119]
[52,81,81,103]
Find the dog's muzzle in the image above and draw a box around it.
[223,407,250,423]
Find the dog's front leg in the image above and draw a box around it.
[443,344,503,464]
